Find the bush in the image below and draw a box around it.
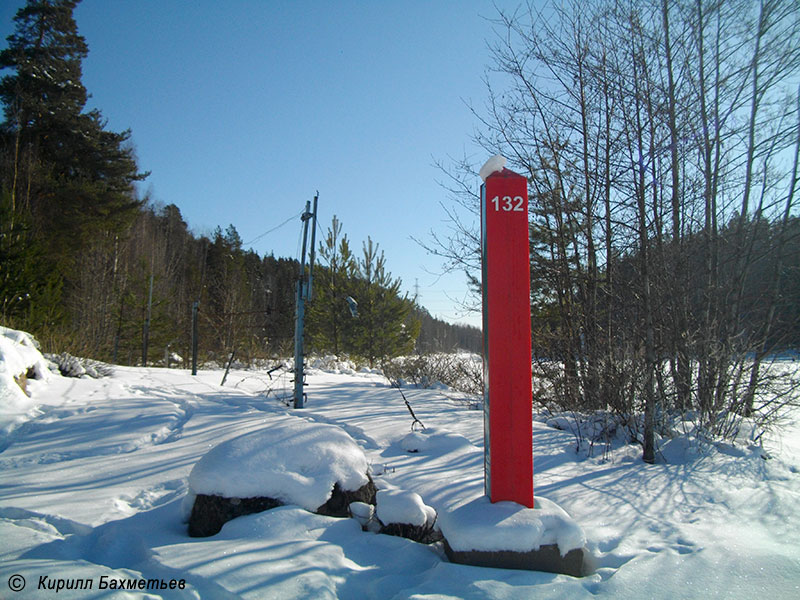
[46,352,113,379]
[382,353,483,396]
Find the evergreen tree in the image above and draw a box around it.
[0,189,62,328]
[0,0,146,335]
[350,237,418,366]
[204,225,249,354]
[307,219,421,364]
[307,215,357,355]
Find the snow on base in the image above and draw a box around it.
[376,488,436,528]
[0,326,50,422]
[439,496,586,556]
[187,417,369,511]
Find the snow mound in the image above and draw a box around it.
[376,488,436,528]
[439,496,586,556]
[400,428,474,453]
[479,154,507,181]
[0,326,50,412]
[188,417,370,511]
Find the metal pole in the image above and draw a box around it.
[294,200,312,408]
[293,278,305,407]
[293,195,319,409]
[191,300,199,375]
[143,272,153,366]
[307,192,319,300]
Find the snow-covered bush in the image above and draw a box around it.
[309,354,359,374]
[539,410,633,455]
[45,352,113,379]
[538,406,777,463]
[532,352,800,454]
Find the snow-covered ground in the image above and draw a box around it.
[1,330,799,598]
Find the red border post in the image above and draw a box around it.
[481,162,533,508]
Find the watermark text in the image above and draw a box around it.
[7,574,187,593]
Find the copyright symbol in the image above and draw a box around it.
[8,574,26,592]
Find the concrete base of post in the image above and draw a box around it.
[437,495,590,577]
[443,540,587,577]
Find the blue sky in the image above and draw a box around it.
[0,0,521,328]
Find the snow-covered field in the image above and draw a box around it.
[1,329,799,598]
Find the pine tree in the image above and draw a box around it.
[307,215,357,355]
[350,237,418,366]
[0,0,146,334]
[204,225,249,354]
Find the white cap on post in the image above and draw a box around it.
[479,154,507,182]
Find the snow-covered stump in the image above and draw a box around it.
[439,496,588,577]
[186,418,376,537]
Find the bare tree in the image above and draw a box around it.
[429,0,800,459]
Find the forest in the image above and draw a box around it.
[0,0,481,370]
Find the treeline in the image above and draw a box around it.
[414,308,482,354]
[0,0,479,366]
[596,215,800,354]
[62,200,426,367]
[431,0,800,457]
[57,204,303,364]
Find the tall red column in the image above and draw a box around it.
[481,165,533,508]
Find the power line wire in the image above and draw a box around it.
[244,210,304,246]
